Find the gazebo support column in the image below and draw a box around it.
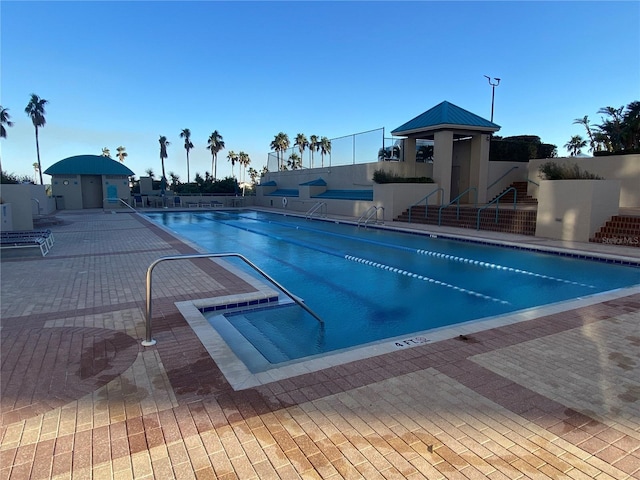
[433,130,454,203]
[470,133,491,203]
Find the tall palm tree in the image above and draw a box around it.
[564,135,587,156]
[621,101,640,151]
[319,136,331,167]
[25,93,48,185]
[207,130,225,180]
[287,152,302,170]
[238,151,250,188]
[270,132,290,171]
[308,134,319,168]
[116,146,128,163]
[101,147,111,157]
[227,150,238,178]
[294,133,308,168]
[180,128,194,183]
[0,106,14,173]
[572,116,596,152]
[158,135,170,181]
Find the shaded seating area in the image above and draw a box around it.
[1,229,55,257]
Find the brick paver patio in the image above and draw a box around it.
[1,210,639,479]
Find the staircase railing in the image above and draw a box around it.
[357,206,384,228]
[407,188,444,223]
[103,197,138,213]
[476,187,517,230]
[305,201,327,219]
[438,187,477,226]
[487,166,519,191]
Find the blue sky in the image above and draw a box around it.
[1,1,639,182]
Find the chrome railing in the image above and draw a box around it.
[357,206,384,227]
[305,202,327,219]
[103,197,138,213]
[143,253,324,346]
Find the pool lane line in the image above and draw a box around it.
[219,211,597,289]
[199,214,509,304]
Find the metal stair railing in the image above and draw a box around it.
[438,187,478,226]
[486,166,520,191]
[305,201,327,219]
[103,197,138,213]
[142,253,324,346]
[357,206,384,228]
[476,187,517,230]
[407,188,444,223]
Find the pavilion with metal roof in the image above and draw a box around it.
[45,155,135,209]
[391,101,500,203]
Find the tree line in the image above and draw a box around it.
[270,132,331,171]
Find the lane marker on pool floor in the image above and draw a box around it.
[344,254,509,304]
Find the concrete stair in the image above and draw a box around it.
[590,215,640,248]
[395,205,537,235]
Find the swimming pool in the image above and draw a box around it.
[148,210,640,370]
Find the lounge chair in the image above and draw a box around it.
[0,230,53,256]
[174,196,182,207]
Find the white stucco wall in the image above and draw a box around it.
[0,185,35,230]
[528,154,640,208]
[535,180,620,242]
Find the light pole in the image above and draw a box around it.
[484,75,500,122]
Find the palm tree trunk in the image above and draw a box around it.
[35,126,43,185]
[213,154,217,180]
[186,151,190,184]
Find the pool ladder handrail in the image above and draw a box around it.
[476,187,517,230]
[407,188,444,223]
[357,206,384,228]
[103,197,138,213]
[143,253,324,346]
[438,187,478,226]
[305,201,327,219]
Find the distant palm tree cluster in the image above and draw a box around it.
[568,101,640,156]
[270,132,331,171]
[100,146,128,163]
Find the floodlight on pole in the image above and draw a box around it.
[484,75,500,122]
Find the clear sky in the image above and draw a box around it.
[1,1,639,183]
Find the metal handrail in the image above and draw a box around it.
[357,206,384,227]
[103,197,138,213]
[527,178,540,187]
[438,187,478,226]
[487,166,519,190]
[407,188,444,223]
[476,187,517,230]
[305,201,327,219]
[143,253,324,346]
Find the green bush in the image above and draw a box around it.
[538,162,603,180]
[372,169,433,184]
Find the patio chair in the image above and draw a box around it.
[133,195,144,208]
[174,196,182,207]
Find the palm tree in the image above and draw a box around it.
[319,136,331,167]
[32,162,39,183]
[308,134,319,168]
[564,135,587,156]
[116,146,128,163]
[572,116,596,152]
[145,168,155,179]
[270,132,290,170]
[248,167,258,185]
[101,147,111,157]
[621,101,640,151]
[207,130,225,180]
[180,128,194,183]
[238,151,250,188]
[0,106,14,173]
[227,150,238,178]
[25,93,48,185]
[287,152,302,170]
[158,135,170,181]
[168,171,180,188]
[294,133,308,168]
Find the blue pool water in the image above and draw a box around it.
[147,210,640,366]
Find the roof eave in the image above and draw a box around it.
[391,124,501,137]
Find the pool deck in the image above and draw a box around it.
[1,208,639,479]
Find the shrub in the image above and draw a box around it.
[538,162,603,180]
[372,169,433,184]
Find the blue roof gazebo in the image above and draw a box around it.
[45,155,135,209]
[391,101,501,203]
